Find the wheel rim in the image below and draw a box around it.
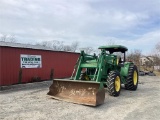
[133,70,138,85]
[115,76,120,92]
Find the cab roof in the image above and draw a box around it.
[98,45,128,53]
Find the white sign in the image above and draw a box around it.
[20,54,42,68]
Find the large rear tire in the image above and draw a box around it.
[107,71,121,96]
[125,64,138,90]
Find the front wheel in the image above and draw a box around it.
[107,71,121,96]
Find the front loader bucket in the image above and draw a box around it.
[47,79,105,106]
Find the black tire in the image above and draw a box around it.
[125,64,139,90]
[148,72,156,76]
[107,71,121,96]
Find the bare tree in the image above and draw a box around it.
[0,34,7,41]
[36,40,65,51]
[153,55,160,65]
[127,49,142,69]
[153,55,160,71]
[155,42,160,52]
[63,45,72,51]
[41,41,52,48]
[0,34,17,43]
[151,42,160,71]
[36,40,80,52]
[152,42,160,56]
[9,35,17,42]
[79,47,95,54]
[51,40,64,51]
[71,41,79,52]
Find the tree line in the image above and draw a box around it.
[1,34,160,71]
[127,42,160,71]
[0,34,17,43]
[0,34,95,54]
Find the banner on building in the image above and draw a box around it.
[20,54,42,68]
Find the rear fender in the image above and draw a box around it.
[120,62,133,77]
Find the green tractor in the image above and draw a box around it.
[48,45,139,106]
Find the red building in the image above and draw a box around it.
[0,41,79,86]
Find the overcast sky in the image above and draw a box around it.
[0,0,160,54]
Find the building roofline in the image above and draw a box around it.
[0,41,79,54]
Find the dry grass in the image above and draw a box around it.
[139,66,154,71]
[140,66,160,76]
[154,71,160,76]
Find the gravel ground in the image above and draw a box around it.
[0,76,160,120]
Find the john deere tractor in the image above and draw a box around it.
[48,45,139,106]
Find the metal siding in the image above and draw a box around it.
[0,47,2,85]
[0,46,79,86]
[1,47,21,85]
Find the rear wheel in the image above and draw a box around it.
[107,71,121,96]
[125,64,138,90]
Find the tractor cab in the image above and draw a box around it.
[98,45,128,63]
